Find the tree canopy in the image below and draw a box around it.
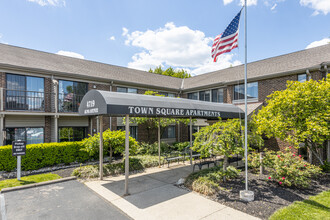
[81,129,138,162]
[253,75,330,165]
[192,118,263,170]
[148,66,191,79]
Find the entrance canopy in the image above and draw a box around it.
[78,90,244,196]
[79,90,244,119]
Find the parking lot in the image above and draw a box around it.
[0,180,131,220]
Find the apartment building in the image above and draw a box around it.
[0,43,329,158]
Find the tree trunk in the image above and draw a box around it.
[109,146,113,163]
[307,141,324,165]
[223,155,228,182]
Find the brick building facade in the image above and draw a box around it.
[0,43,329,162]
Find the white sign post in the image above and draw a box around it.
[12,140,26,181]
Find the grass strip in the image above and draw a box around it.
[270,190,330,220]
[0,173,61,191]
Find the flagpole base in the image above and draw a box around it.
[239,190,254,202]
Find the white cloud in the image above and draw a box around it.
[109,36,116,41]
[300,0,330,15]
[27,0,66,7]
[124,22,241,75]
[270,3,277,10]
[122,27,129,36]
[223,0,257,6]
[56,50,85,59]
[223,0,235,5]
[306,38,330,49]
[239,0,258,6]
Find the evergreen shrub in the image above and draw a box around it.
[0,142,93,171]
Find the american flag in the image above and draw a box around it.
[212,10,242,62]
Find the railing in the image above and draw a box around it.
[2,89,86,113]
[5,89,48,111]
[58,93,85,113]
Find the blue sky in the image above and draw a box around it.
[0,0,329,75]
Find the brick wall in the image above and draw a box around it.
[311,70,324,81]
[0,72,5,111]
[258,75,297,102]
[0,72,5,88]
[44,78,53,112]
[226,85,234,104]
[45,116,52,143]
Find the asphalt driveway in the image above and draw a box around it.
[0,180,131,220]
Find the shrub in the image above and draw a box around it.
[320,161,330,173]
[0,142,93,172]
[191,176,220,196]
[247,151,261,173]
[136,142,172,155]
[81,129,138,161]
[249,147,322,188]
[72,155,163,178]
[185,166,240,196]
[172,142,190,151]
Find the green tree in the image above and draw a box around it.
[81,129,138,162]
[192,118,263,171]
[148,66,191,78]
[253,76,330,165]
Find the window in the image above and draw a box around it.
[162,126,176,139]
[188,92,198,100]
[58,127,87,142]
[117,126,138,139]
[6,127,44,145]
[212,88,224,103]
[234,82,258,101]
[298,74,307,82]
[58,80,88,112]
[158,92,175,97]
[117,87,138,94]
[6,74,44,111]
[199,90,210,102]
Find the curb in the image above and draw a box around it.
[0,176,77,194]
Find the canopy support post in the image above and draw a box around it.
[99,115,103,180]
[189,117,193,165]
[158,118,161,168]
[124,114,130,196]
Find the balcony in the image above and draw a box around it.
[58,93,85,113]
[4,89,49,111]
[1,89,85,113]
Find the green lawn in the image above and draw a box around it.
[270,190,330,220]
[0,173,61,191]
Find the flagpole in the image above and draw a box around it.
[240,0,254,202]
[244,0,248,192]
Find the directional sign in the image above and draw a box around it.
[12,141,26,156]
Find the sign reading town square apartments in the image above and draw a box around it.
[84,105,222,117]
[79,90,243,119]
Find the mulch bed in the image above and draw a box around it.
[210,172,330,219]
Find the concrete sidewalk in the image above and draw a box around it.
[85,164,260,220]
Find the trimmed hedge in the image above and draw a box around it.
[0,142,94,171]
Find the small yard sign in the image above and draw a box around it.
[12,140,26,180]
[12,141,26,156]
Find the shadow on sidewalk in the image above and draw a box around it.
[101,165,193,209]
